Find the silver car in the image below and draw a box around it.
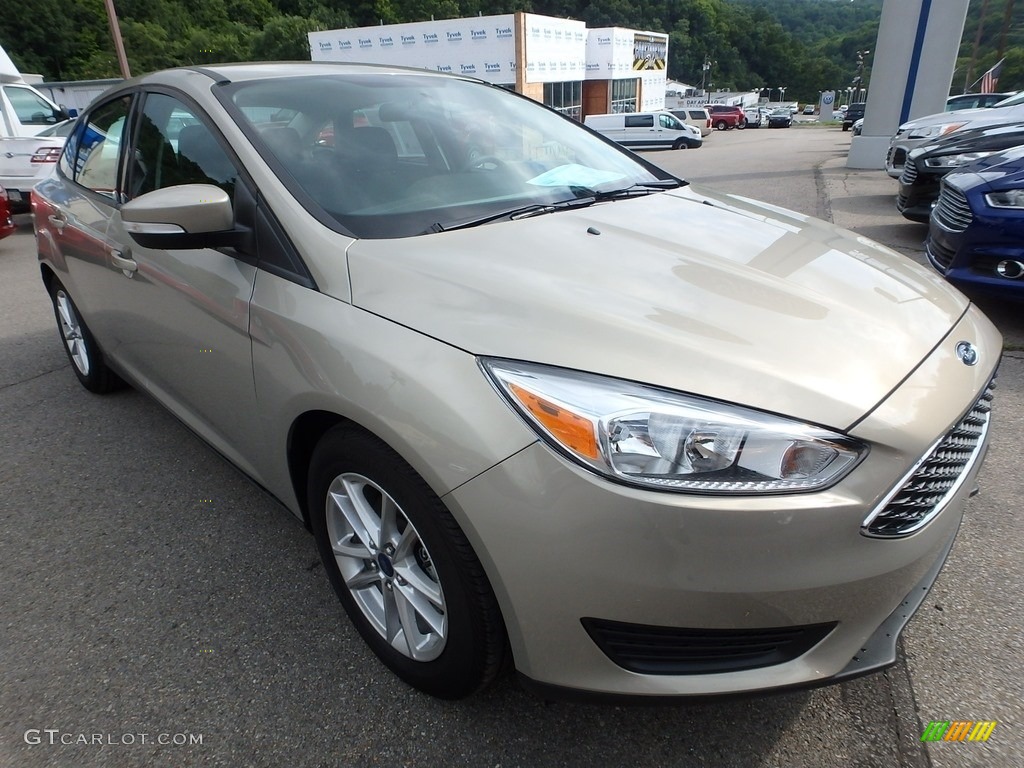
[34,63,999,701]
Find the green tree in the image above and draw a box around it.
[252,15,318,60]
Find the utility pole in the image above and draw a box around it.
[700,57,713,101]
[104,0,132,79]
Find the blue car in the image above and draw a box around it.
[926,144,1024,300]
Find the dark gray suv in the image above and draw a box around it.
[843,102,866,131]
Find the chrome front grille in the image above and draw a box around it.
[863,376,996,538]
[899,162,918,186]
[932,182,973,232]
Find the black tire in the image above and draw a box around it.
[48,279,125,394]
[715,120,728,131]
[737,119,747,129]
[673,139,688,150]
[842,124,850,132]
[308,426,508,699]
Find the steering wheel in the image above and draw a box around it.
[466,155,505,172]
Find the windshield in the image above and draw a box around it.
[221,73,677,239]
[993,91,1024,108]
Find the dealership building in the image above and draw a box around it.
[308,13,669,120]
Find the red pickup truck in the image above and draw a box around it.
[708,104,746,130]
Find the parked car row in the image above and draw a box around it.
[887,91,1024,301]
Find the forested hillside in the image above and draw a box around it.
[0,0,1019,103]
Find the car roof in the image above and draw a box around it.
[122,61,465,90]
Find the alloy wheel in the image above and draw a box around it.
[325,472,447,661]
[55,289,90,376]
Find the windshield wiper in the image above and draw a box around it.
[426,197,598,233]
[425,179,686,234]
[568,179,687,201]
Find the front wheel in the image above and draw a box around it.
[308,427,508,699]
[737,119,747,130]
[673,139,689,150]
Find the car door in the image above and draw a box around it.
[100,91,266,479]
[623,114,655,146]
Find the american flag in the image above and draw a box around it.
[980,58,1005,93]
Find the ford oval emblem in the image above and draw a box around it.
[955,341,979,366]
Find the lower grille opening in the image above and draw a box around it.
[582,618,837,675]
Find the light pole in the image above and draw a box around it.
[700,57,713,100]
[854,49,870,102]
[779,86,787,106]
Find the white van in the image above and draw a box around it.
[584,111,703,150]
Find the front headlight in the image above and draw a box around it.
[985,189,1024,208]
[481,360,867,494]
[924,151,994,169]
[908,122,967,140]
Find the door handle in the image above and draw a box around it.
[47,214,67,233]
[110,249,137,276]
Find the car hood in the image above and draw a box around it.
[346,185,968,429]
[944,145,1024,191]
[913,125,1024,161]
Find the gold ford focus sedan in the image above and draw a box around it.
[33,63,999,701]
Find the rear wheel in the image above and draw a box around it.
[308,427,508,699]
[715,120,728,131]
[49,280,124,394]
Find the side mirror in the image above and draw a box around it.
[121,184,248,250]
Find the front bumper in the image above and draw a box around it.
[445,306,1000,698]
[928,206,1024,300]
[886,140,915,178]
[896,172,941,222]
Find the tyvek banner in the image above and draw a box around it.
[522,14,587,84]
[308,15,517,84]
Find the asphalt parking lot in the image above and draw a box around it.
[1,125,1021,767]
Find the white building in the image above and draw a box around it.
[308,13,669,120]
